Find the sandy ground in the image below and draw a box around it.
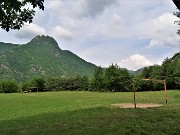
[112,103,163,108]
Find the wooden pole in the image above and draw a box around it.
[141,78,168,104]
[133,81,136,108]
[164,80,167,104]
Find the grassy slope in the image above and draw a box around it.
[0,90,179,135]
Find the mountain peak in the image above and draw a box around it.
[30,35,60,49]
[32,35,54,41]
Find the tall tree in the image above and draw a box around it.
[140,65,163,91]
[161,55,180,89]
[80,76,89,91]
[90,67,104,92]
[104,64,132,92]
[172,0,180,37]
[0,0,44,31]
[31,76,45,92]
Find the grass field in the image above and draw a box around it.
[0,90,179,135]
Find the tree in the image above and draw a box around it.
[142,66,152,78]
[104,64,132,92]
[173,0,180,37]
[141,65,164,90]
[31,77,45,92]
[21,82,32,92]
[0,0,44,31]
[104,64,121,92]
[90,67,104,91]
[45,78,64,91]
[161,56,180,89]
[172,0,180,10]
[0,80,18,93]
[80,76,89,91]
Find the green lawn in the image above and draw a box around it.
[0,90,179,135]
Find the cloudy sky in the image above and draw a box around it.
[0,0,180,70]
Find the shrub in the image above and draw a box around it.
[31,77,46,92]
[21,82,32,92]
[0,80,18,93]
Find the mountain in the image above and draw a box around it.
[0,42,19,53]
[0,35,97,82]
[129,68,144,75]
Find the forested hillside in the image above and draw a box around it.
[0,35,97,82]
[0,42,19,53]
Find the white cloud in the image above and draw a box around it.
[61,17,82,30]
[15,23,46,39]
[88,11,125,39]
[111,13,123,25]
[48,0,62,9]
[148,39,165,48]
[140,13,179,48]
[118,54,153,71]
[52,26,74,40]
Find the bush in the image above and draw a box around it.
[45,78,64,91]
[31,77,46,92]
[0,80,18,93]
[21,82,32,92]
[44,76,89,92]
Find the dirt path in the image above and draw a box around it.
[112,103,163,108]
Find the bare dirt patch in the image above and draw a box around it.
[112,103,163,108]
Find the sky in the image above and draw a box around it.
[0,0,180,71]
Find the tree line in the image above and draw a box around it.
[0,54,179,93]
[0,64,132,93]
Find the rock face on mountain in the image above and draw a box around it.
[0,35,97,82]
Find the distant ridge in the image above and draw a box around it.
[0,35,97,82]
[0,42,19,53]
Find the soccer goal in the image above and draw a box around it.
[132,78,167,108]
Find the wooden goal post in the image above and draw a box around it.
[133,78,167,108]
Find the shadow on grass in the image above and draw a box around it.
[0,107,179,135]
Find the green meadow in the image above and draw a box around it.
[0,90,179,135]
